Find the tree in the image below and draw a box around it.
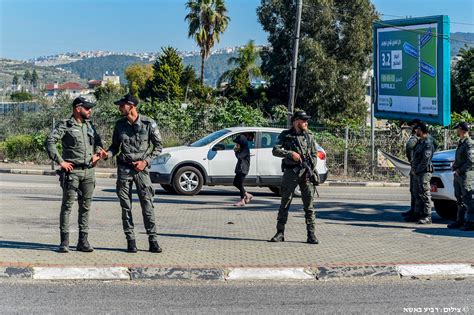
[12,73,19,87]
[451,47,474,114]
[147,47,184,102]
[94,81,125,101]
[257,0,378,124]
[124,63,154,99]
[31,69,39,88]
[10,91,33,102]
[185,0,230,85]
[23,70,32,87]
[218,40,262,98]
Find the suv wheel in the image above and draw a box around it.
[433,200,457,220]
[172,166,204,195]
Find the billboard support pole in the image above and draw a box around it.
[371,76,375,177]
[418,34,421,113]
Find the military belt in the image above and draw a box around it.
[73,164,93,170]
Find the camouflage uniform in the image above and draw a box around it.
[411,136,435,220]
[405,133,418,214]
[108,115,162,242]
[452,136,474,226]
[45,117,103,235]
[272,128,319,237]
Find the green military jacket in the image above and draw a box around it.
[45,117,104,166]
[405,133,418,163]
[272,128,318,171]
[453,136,473,175]
[411,135,435,175]
[108,115,162,166]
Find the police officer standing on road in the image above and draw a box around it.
[408,122,436,224]
[105,94,163,253]
[402,119,421,219]
[270,111,320,244]
[45,97,106,253]
[448,122,474,231]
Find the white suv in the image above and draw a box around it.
[149,127,329,195]
[431,148,474,220]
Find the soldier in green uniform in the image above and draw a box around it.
[270,111,320,244]
[409,122,435,224]
[402,119,421,219]
[106,94,163,253]
[45,97,106,253]
[448,122,474,231]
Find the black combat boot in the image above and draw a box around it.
[76,232,94,252]
[460,222,474,231]
[417,216,432,225]
[447,221,464,229]
[404,213,421,222]
[58,232,69,253]
[307,231,320,244]
[402,209,414,218]
[126,239,137,253]
[448,205,465,229]
[149,240,162,253]
[270,224,285,242]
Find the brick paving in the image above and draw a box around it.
[0,174,472,268]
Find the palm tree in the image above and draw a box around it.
[218,40,262,94]
[185,0,230,85]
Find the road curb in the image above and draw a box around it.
[1,168,406,187]
[226,268,314,281]
[1,264,473,281]
[316,265,399,280]
[130,267,224,281]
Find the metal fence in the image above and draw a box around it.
[0,112,460,180]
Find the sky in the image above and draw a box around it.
[1,0,473,60]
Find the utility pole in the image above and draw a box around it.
[287,0,303,127]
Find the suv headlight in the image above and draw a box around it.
[153,153,171,165]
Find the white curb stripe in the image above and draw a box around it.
[396,264,474,277]
[33,267,130,280]
[226,268,313,280]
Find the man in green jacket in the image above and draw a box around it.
[409,122,435,224]
[106,94,163,253]
[448,122,474,231]
[402,119,421,219]
[270,111,320,244]
[45,97,106,253]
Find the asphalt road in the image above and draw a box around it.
[0,278,472,314]
[0,173,411,202]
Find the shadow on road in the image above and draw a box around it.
[0,240,58,252]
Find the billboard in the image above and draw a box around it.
[373,15,451,126]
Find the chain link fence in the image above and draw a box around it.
[0,110,460,181]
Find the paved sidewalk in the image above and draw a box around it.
[0,174,471,272]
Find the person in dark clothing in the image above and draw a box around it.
[233,133,253,206]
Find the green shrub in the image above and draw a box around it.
[4,134,46,161]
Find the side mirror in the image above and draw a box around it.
[212,143,225,151]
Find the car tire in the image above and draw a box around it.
[268,186,302,197]
[161,184,176,194]
[172,166,204,195]
[433,200,457,220]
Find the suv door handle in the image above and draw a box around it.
[250,154,256,157]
